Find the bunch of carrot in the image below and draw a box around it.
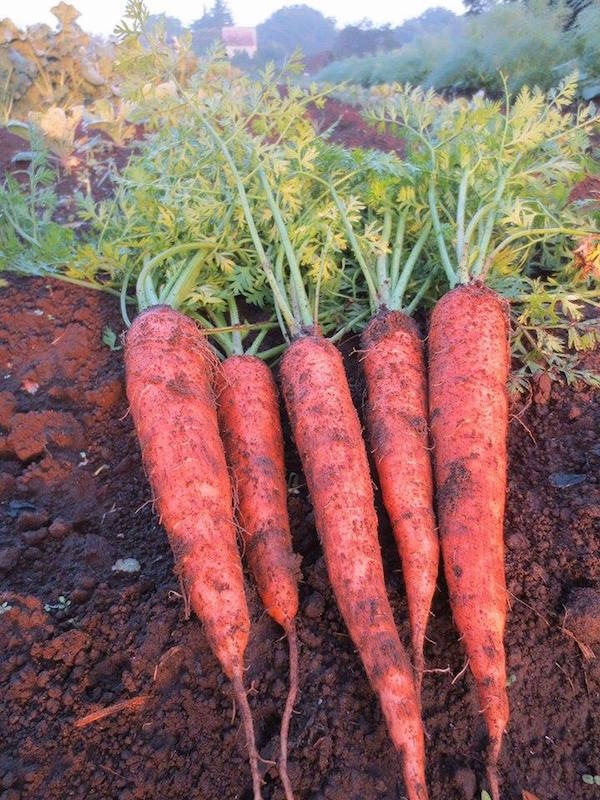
[4,16,599,797]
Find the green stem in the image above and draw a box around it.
[328,308,370,343]
[428,176,457,287]
[120,265,133,327]
[471,172,508,278]
[314,228,332,327]
[254,343,286,361]
[487,226,597,271]
[2,206,40,248]
[389,209,407,291]
[390,219,432,310]
[330,184,379,311]
[460,202,495,278]
[228,297,243,355]
[405,267,439,316]
[273,247,291,344]
[257,163,312,328]
[135,242,210,310]
[247,326,269,356]
[376,210,392,305]
[163,250,206,309]
[456,169,469,265]
[191,312,233,356]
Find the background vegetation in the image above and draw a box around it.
[317,0,600,99]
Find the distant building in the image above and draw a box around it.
[221,26,257,58]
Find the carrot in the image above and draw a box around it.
[124,304,263,800]
[202,131,426,798]
[217,354,300,800]
[280,331,428,800]
[428,284,510,800]
[361,309,438,697]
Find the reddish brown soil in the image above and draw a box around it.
[307,98,405,155]
[1,274,599,800]
[570,175,600,205]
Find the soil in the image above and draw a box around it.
[0,119,599,800]
[307,98,405,155]
[1,274,598,800]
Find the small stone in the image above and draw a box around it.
[454,766,477,799]
[0,436,14,458]
[550,472,586,489]
[79,575,97,590]
[21,527,48,546]
[112,558,141,574]
[1,772,16,789]
[6,500,36,518]
[16,510,49,531]
[568,404,582,420]
[70,588,90,604]
[48,518,71,539]
[0,392,16,429]
[38,630,90,665]
[0,472,16,500]
[1,789,21,800]
[304,592,325,620]
[565,588,600,646]
[533,372,552,405]
[8,410,84,462]
[0,546,21,574]
[506,533,527,550]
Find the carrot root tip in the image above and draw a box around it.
[279,623,299,800]
[232,674,263,800]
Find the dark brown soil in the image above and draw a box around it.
[1,273,598,800]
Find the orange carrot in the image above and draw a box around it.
[361,309,438,697]
[217,354,300,800]
[428,284,510,800]
[280,331,428,800]
[124,305,262,800]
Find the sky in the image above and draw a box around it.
[9,0,465,35]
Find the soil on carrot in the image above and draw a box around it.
[1,273,598,800]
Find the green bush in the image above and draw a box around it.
[316,0,599,98]
[572,3,600,99]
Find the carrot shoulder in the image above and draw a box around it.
[280,333,427,800]
[428,284,510,799]
[361,309,439,697]
[124,305,261,799]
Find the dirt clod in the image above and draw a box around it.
[565,588,600,646]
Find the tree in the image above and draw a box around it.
[463,0,492,13]
[334,21,397,58]
[394,7,460,44]
[191,0,233,53]
[257,5,336,64]
[146,14,184,42]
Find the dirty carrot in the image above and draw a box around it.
[280,332,428,800]
[428,284,510,800]
[361,310,438,697]
[217,352,300,800]
[321,179,439,697]
[124,303,262,800]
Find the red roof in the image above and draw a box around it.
[221,26,257,47]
